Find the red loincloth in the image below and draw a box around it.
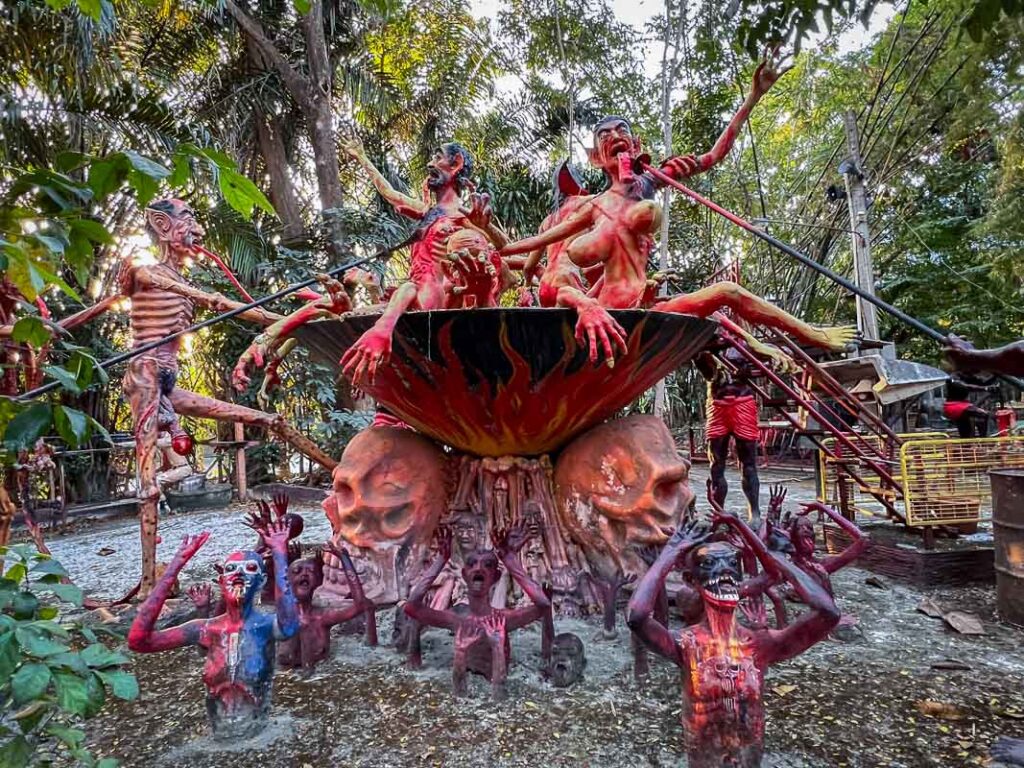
[943,401,972,420]
[706,395,759,442]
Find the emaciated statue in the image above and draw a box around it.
[403,524,551,700]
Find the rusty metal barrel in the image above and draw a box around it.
[991,468,1024,626]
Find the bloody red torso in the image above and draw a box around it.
[679,625,765,768]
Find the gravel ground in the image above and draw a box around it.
[22,467,1024,767]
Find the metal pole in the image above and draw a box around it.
[16,248,382,402]
[642,164,1024,390]
[842,110,879,344]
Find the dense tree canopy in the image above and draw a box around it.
[1,0,1023,452]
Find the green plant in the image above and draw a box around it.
[0,545,138,767]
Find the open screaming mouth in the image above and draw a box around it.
[701,575,740,604]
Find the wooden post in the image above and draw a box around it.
[234,422,247,502]
[842,110,879,346]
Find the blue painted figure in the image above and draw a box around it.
[128,511,299,739]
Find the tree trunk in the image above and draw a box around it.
[254,111,306,244]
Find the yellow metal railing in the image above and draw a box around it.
[901,435,1024,526]
[817,432,944,517]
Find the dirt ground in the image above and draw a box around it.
[31,467,1024,767]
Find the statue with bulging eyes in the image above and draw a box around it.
[404,524,551,700]
[548,633,586,688]
[128,510,299,739]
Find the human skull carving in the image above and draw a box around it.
[322,426,449,603]
[554,415,693,579]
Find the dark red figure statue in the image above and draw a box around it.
[627,517,840,767]
[783,501,867,598]
[697,343,764,518]
[944,334,1024,377]
[277,543,378,670]
[403,524,551,700]
[128,517,299,739]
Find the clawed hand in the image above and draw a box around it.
[460,192,494,231]
[492,520,530,555]
[752,45,792,95]
[340,329,391,384]
[174,531,211,564]
[433,525,453,562]
[575,304,628,365]
[482,611,506,641]
[188,582,212,608]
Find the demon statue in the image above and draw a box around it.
[555,414,693,634]
[322,426,450,604]
[697,336,790,519]
[548,632,586,688]
[63,199,337,598]
[942,374,997,438]
[338,137,514,382]
[780,500,867,598]
[404,524,551,700]
[277,542,377,670]
[127,517,299,739]
[627,515,840,767]
[498,53,857,363]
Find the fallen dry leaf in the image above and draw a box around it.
[942,611,986,635]
[916,700,965,720]
[917,597,945,618]
[773,684,797,697]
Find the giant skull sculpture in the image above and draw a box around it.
[323,426,449,603]
[554,414,693,579]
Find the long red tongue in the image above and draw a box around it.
[192,245,254,302]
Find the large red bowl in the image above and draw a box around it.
[293,308,717,457]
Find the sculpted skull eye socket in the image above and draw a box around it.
[244,562,259,574]
[224,562,238,573]
[653,479,681,508]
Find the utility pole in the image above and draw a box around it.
[842,110,879,345]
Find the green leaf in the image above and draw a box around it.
[0,634,20,684]
[3,564,27,586]
[45,583,84,607]
[53,671,90,716]
[48,651,90,675]
[11,663,52,705]
[11,317,51,349]
[4,247,42,301]
[87,157,127,200]
[294,0,311,12]
[123,151,170,179]
[80,643,129,668]
[219,168,275,217]
[69,218,113,244]
[128,169,160,207]
[83,671,106,716]
[31,256,81,302]
[15,628,69,657]
[96,669,139,701]
[45,723,85,747]
[96,759,120,768]
[2,404,52,451]
[75,0,102,21]
[29,558,68,578]
[37,605,58,621]
[44,366,83,395]
[53,406,91,447]
[0,735,32,768]
[88,416,113,446]
[45,0,74,10]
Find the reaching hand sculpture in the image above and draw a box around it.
[277,541,377,670]
[402,524,551,700]
[127,519,299,739]
[57,199,337,598]
[627,514,840,767]
[339,137,513,382]
[783,501,867,598]
[500,52,857,364]
[232,269,381,405]
[944,333,1024,377]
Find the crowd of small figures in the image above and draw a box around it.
[127,485,864,766]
